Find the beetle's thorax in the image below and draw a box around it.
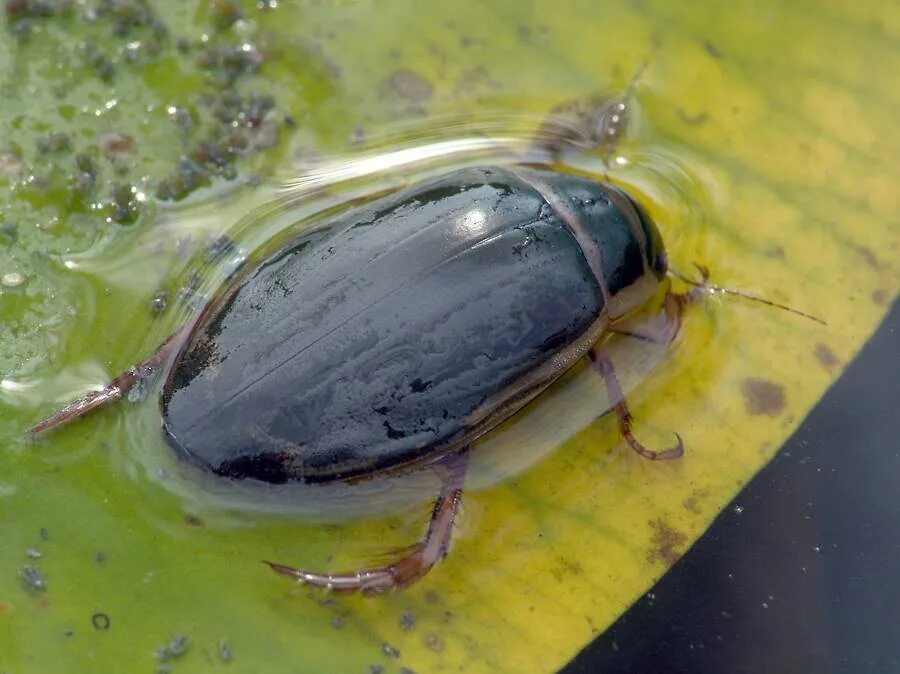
[511,168,667,322]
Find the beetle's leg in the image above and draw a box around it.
[265,451,469,594]
[588,347,683,461]
[29,330,184,436]
[609,265,711,345]
[594,265,710,459]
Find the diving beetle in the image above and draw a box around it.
[32,163,704,592]
[34,67,788,593]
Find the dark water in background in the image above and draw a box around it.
[565,299,900,673]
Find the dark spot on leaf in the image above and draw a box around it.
[647,519,686,566]
[682,488,707,514]
[814,343,840,371]
[872,289,887,305]
[855,244,881,269]
[551,555,583,582]
[741,378,786,416]
[703,40,723,58]
[184,515,204,527]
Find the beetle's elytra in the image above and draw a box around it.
[162,167,668,484]
[32,164,696,593]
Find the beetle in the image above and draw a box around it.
[31,163,706,593]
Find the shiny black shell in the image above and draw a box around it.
[161,166,667,484]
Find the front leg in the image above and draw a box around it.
[590,270,711,460]
[265,450,469,594]
[608,266,710,345]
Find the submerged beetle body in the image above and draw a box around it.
[161,166,668,485]
[32,163,683,592]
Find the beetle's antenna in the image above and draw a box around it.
[670,264,827,326]
[624,61,649,101]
